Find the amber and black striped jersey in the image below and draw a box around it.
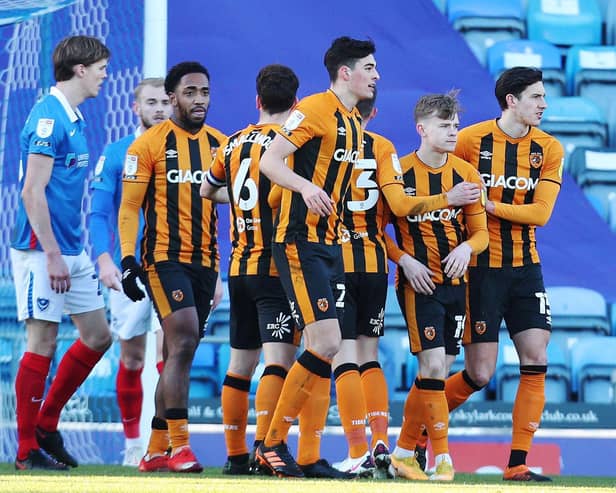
[119,119,226,270]
[341,131,403,274]
[274,89,362,245]
[455,119,564,268]
[390,152,487,285]
[206,123,278,277]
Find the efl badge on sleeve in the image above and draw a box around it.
[36,118,54,138]
[94,156,105,176]
[281,110,305,136]
[391,153,403,175]
[124,154,138,177]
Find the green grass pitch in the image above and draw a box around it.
[0,465,615,493]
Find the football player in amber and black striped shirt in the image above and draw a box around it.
[202,64,313,475]
[386,91,488,481]
[118,61,225,473]
[254,36,379,478]
[451,67,564,483]
[331,92,482,477]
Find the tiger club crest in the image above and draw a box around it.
[424,326,436,341]
[317,298,329,312]
[475,321,487,335]
[172,289,184,302]
[529,152,543,168]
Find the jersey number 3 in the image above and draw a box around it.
[347,158,378,212]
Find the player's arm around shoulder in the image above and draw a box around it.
[460,159,488,255]
[379,141,449,216]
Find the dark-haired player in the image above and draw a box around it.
[119,61,225,473]
[452,66,563,482]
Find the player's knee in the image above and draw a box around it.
[120,353,145,370]
[518,344,547,366]
[467,367,493,388]
[84,329,112,353]
[419,360,448,380]
[313,335,341,360]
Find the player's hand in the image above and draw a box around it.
[300,181,334,217]
[442,242,472,279]
[446,182,481,206]
[398,254,435,295]
[485,197,496,214]
[120,255,146,301]
[98,252,122,291]
[47,251,71,293]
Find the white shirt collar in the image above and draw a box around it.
[50,86,84,123]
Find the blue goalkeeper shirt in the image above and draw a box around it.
[89,130,144,266]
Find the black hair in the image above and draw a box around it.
[323,36,376,82]
[256,64,299,114]
[495,66,543,110]
[164,61,210,94]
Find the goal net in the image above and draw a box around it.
[0,0,144,464]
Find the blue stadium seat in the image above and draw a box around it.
[566,45,616,105]
[544,342,571,403]
[495,337,569,402]
[606,0,616,45]
[527,0,602,52]
[583,185,616,225]
[539,96,607,159]
[487,39,565,97]
[608,99,616,147]
[574,147,616,187]
[190,378,217,399]
[448,0,526,65]
[570,336,616,403]
[566,147,616,222]
[191,341,220,395]
[546,286,611,335]
[567,146,614,181]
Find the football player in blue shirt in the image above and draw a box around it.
[88,78,171,466]
[10,35,112,470]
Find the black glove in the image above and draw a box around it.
[120,255,146,302]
